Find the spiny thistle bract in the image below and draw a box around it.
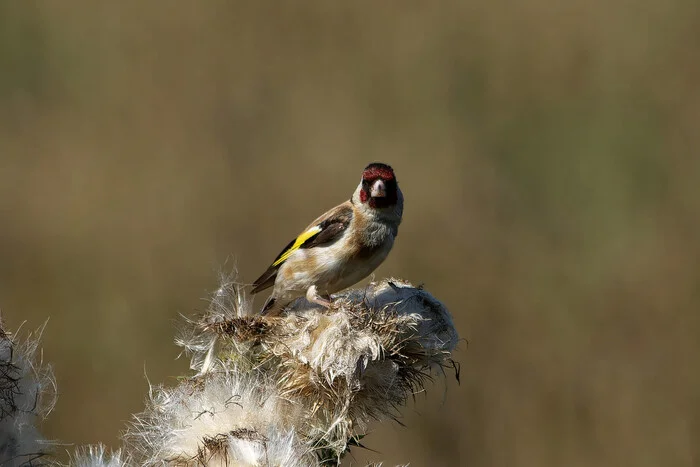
[0,318,56,467]
[123,277,459,466]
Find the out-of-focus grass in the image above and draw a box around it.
[1,2,699,466]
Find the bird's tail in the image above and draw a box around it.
[260,296,279,316]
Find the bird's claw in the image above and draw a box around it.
[306,285,332,309]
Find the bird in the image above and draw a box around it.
[251,162,404,315]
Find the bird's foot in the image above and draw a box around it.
[306,285,332,309]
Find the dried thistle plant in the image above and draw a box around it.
[124,277,460,466]
[0,317,57,467]
[1,276,459,466]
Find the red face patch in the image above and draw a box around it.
[359,189,369,203]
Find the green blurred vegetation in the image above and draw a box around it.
[1,2,699,466]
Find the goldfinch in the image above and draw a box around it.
[251,162,404,315]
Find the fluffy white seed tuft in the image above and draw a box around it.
[64,444,130,467]
[138,276,460,464]
[0,318,57,467]
[1,275,459,466]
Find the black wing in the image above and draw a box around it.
[250,203,353,294]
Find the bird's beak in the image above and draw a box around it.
[370,179,386,198]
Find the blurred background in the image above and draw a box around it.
[1,2,699,466]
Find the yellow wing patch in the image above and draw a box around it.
[272,225,323,266]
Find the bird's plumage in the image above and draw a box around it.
[251,203,354,295]
[251,162,403,315]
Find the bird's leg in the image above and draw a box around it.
[306,285,332,309]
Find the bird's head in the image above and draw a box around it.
[353,163,403,217]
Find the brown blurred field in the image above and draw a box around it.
[1,2,699,466]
